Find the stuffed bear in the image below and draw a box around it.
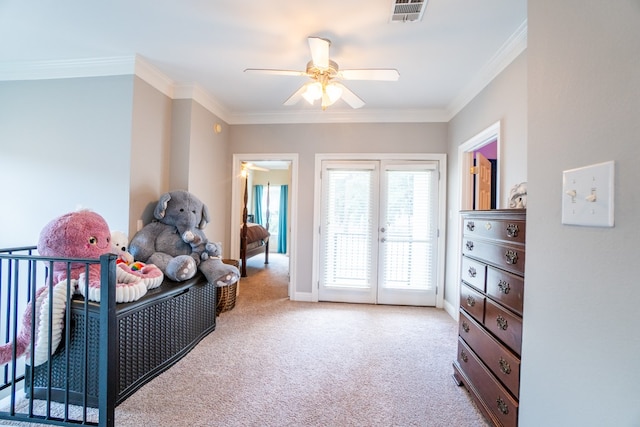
[111,230,135,264]
[128,190,239,286]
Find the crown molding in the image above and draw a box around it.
[226,108,449,125]
[447,19,528,120]
[0,21,527,125]
[173,83,232,124]
[0,56,137,81]
[134,56,176,98]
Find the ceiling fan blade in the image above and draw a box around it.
[244,68,307,77]
[335,83,365,109]
[283,84,307,106]
[243,162,270,172]
[308,37,330,70]
[338,68,400,81]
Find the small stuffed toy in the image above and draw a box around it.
[111,230,135,264]
[182,230,221,262]
[0,210,163,367]
[111,230,163,291]
[509,182,528,209]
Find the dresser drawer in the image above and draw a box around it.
[485,299,523,355]
[461,256,486,291]
[486,266,524,315]
[456,338,519,427]
[463,217,525,245]
[460,283,485,323]
[462,238,525,276]
[459,310,520,398]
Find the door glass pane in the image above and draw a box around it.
[382,169,436,290]
[322,168,373,288]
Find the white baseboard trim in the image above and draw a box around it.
[291,292,314,302]
[443,299,458,322]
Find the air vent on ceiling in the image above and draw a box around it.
[389,0,428,23]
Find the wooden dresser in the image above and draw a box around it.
[452,209,526,427]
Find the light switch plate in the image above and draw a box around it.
[562,161,615,227]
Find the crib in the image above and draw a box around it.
[0,246,217,427]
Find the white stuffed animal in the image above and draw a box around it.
[110,230,164,292]
[508,182,527,209]
[111,230,134,264]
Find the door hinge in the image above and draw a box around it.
[470,166,478,175]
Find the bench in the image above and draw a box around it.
[26,273,216,407]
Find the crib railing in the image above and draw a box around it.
[0,247,116,427]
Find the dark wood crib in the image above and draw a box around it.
[0,247,218,427]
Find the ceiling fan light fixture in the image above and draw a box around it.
[321,83,343,110]
[325,83,343,104]
[302,82,323,104]
[248,36,398,110]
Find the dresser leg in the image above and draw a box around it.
[452,370,463,386]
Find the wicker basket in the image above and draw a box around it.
[217,259,239,315]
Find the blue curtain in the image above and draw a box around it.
[278,185,288,253]
[254,185,263,225]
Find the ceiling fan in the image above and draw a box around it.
[244,37,400,110]
[242,162,270,172]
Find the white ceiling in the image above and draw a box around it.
[0,0,527,124]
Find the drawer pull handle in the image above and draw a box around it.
[499,357,512,375]
[505,250,518,265]
[496,315,508,330]
[467,266,477,278]
[466,296,476,307]
[485,222,492,230]
[462,322,470,333]
[496,397,509,415]
[466,221,475,232]
[506,223,519,238]
[466,241,474,251]
[498,279,511,294]
[460,350,468,363]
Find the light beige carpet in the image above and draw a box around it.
[1,253,489,427]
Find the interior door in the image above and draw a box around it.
[475,152,492,210]
[318,160,439,306]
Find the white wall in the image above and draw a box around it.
[129,76,173,237]
[0,76,134,247]
[445,51,528,316]
[186,101,233,253]
[230,122,448,295]
[521,2,640,426]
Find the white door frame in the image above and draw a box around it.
[458,120,501,210]
[451,121,501,319]
[231,153,298,301]
[312,153,447,308]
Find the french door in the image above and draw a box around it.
[318,159,440,306]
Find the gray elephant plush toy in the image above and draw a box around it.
[128,190,239,287]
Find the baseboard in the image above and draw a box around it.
[291,291,314,302]
[444,298,458,321]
